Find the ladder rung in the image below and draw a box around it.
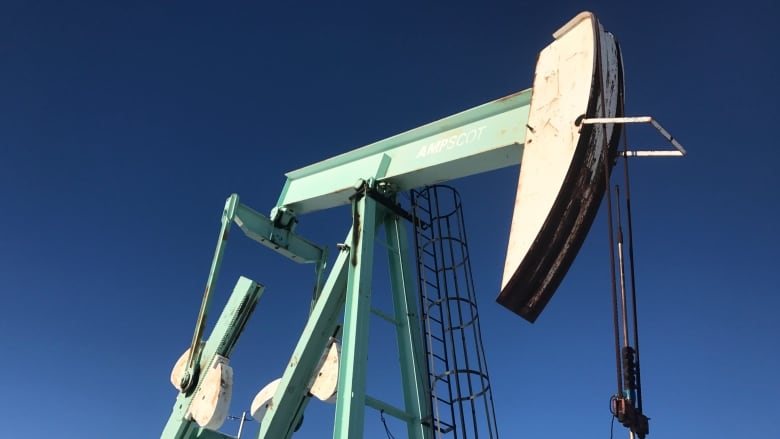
[422,262,438,272]
[431,352,446,362]
[435,395,453,404]
[429,334,444,343]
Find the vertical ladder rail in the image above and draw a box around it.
[413,188,457,436]
[412,185,499,438]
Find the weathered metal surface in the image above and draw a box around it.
[162,277,264,439]
[233,199,323,264]
[251,377,282,422]
[309,341,340,402]
[189,356,233,430]
[497,11,624,322]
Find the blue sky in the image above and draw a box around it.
[1,1,778,438]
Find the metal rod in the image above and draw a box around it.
[185,195,238,388]
[581,116,652,124]
[650,119,687,155]
[604,142,623,396]
[622,135,645,414]
[411,190,442,437]
[365,395,416,423]
[237,412,247,439]
[580,116,686,157]
[616,186,630,349]
[371,307,400,326]
[594,46,624,395]
[620,150,684,157]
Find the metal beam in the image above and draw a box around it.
[233,201,324,264]
[163,277,264,439]
[182,194,324,394]
[579,116,687,156]
[256,232,353,439]
[365,395,415,423]
[385,213,431,439]
[333,193,378,437]
[182,195,239,392]
[276,90,531,215]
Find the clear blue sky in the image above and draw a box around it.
[1,1,778,438]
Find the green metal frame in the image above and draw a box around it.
[162,276,264,439]
[164,86,536,439]
[384,211,430,438]
[158,12,684,438]
[162,194,327,439]
[333,189,377,436]
[276,89,530,215]
[257,183,431,439]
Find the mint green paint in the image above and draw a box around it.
[233,201,323,264]
[333,194,378,438]
[184,194,240,388]
[165,88,533,437]
[162,277,264,439]
[277,89,530,214]
[370,306,399,325]
[185,193,325,391]
[309,247,329,313]
[275,177,292,209]
[365,395,415,423]
[256,231,354,439]
[376,153,392,179]
[385,213,431,439]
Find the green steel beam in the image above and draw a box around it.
[385,213,431,439]
[233,201,323,264]
[232,197,328,310]
[276,89,530,215]
[163,277,264,439]
[256,231,354,439]
[165,86,530,438]
[183,194,324,392]
[333,193,379,438]
[370,307,399,325]
[182,195,240,391]
[365,395,415,423]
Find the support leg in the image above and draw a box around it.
[256,233,353,439]
[385,214,431,439]
[333,194,378,438]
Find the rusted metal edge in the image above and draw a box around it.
[496,24,625,323]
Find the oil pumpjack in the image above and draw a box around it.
[160,11,684,439]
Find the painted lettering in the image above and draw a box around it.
[416,126,487,158]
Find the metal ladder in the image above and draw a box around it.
[411,185,499,439]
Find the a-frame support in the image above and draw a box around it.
[257,181,430,439]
